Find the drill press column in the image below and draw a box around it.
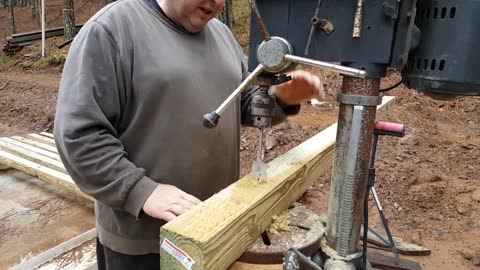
[324,76,380,265]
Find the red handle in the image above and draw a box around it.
[374,121,404,133]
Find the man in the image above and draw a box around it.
[54,0,324,269]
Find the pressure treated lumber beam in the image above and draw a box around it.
[26,133,57,146]
[0,149,93,201]
[0,137,61,160]
[11,135,58,153]
[40,132,55,139]
[0,139,67,173]
[160,96,395,270]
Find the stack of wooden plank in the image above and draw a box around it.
[0,132,92,201]
[2,25,83,56]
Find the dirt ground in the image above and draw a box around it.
[1,3,479,269]
[0,168,94,269]
[1,58,479,268]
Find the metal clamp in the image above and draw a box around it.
[337,94,383,106]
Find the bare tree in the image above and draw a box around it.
[31,0,36,20]
[218,0,234,29]
[35,0,41,26]
[8,0,16,34]
[63,0,76,40]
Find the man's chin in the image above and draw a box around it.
[186,21,209,33]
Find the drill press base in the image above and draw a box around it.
[237,203,325,265]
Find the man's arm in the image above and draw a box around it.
[218,22,322,126]
[54,21,158,219]
[240,85,301,126]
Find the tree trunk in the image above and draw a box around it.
[31,0,36,19]
[218,0,234,29]
[35,0,41,26]
[8,0,16,35]
[63,0,76,40]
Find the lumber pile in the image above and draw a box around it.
[2,25,83,56]
[160,96,395,270]
[0,132,92,201]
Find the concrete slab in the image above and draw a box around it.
[0,169,95,269]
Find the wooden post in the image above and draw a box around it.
[160,97,395,270]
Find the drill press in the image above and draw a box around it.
[204,0,480,269]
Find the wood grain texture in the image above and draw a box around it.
[160,96,395,270]
[26,133,57,146]
[40,132,55,139]
[0,139,66,173]
[0,137,61,161]
[11,136,58,153]
[0,149,92,201]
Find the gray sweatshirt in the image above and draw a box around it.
[54,0,299,255]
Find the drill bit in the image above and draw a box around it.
[252,128,267,177]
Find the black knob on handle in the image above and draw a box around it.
[203,112,220,128]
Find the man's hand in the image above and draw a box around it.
[142,184,201,222]
[274,70,325,106]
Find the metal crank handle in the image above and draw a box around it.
[203,64,265,128]
[284,54,367,78]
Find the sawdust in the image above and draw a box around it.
[268,212,290,236]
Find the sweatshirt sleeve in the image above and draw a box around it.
[54,21,158,219]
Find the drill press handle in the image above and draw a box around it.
[202,64,265,128]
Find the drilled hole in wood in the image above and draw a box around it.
[261,232,271,246]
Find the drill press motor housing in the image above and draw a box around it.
[248,0,480,99]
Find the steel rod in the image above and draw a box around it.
[284,54,367,78]
[215,64,265,115]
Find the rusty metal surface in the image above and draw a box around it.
[368,253,422,270]
[325,77,380,255]
[248,0,271,41]
[237,203,325,264]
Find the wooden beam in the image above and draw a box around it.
[0,137,61,161]
[160,96,395,270]
[0,164,9,170]
[26,133,57,146]
[0,139,67,173]
[11,135,58,153]
[0,149,93,201]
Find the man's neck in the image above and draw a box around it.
[150,0,179,26]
